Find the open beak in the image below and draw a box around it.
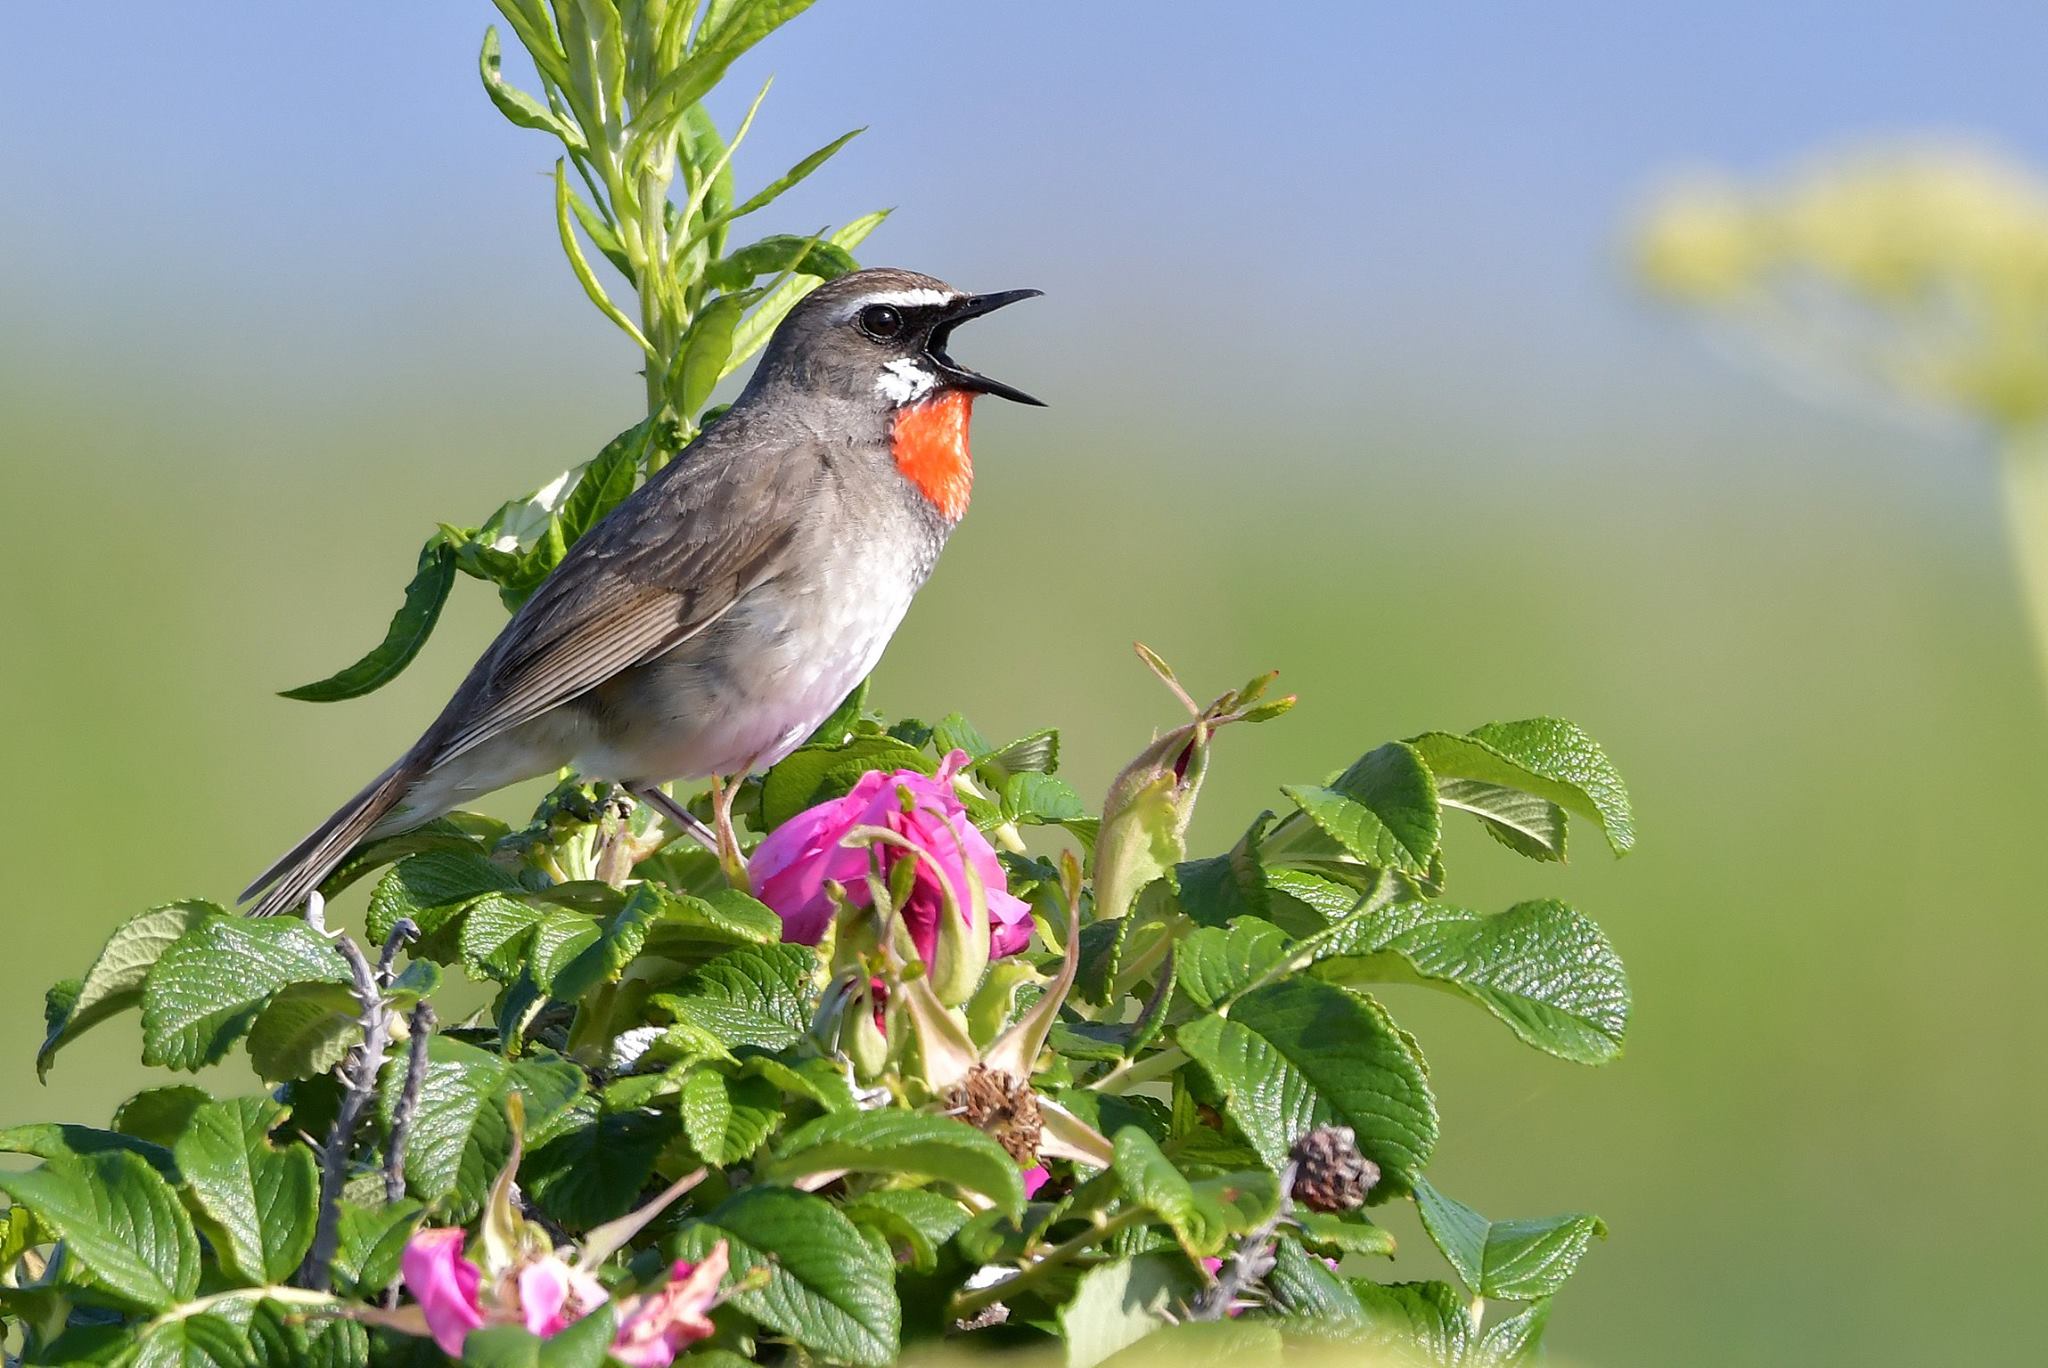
[928,289,1046,406]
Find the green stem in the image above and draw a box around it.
[1999,429,2048,696]
[1086,1047,1186,1095]
[948,1206,1150,1319]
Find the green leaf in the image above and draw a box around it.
[652,943,813,1051]
[1277,742,1439,877]
[546,882,662,1000]
[0,1153,198,1312]
[171,1097,318,1285]
[762,1111,1024,1218]
[1176,979,1437,1188]
[140,915,349,1071]
[1436,776,1567,862]
[1291,882,1630,1065]
[674,1188,899,1368]
[479,26,584,150]
[727,210,889,370]
[0,1123,175,1176]
[318,813,508,903]
[1351,1280,1473,1363]
[458,1308,617,1368]
[1293,1209,1397,1260]
[1176,918,1291,1009]
[329,1196,424,1300]
[247,961,440,1083]
[380,1038,585,1220]
[672,290,749,416]
[280,534,456,701]
[676,1069,781,1166]
[247,1300,370,1368]
[720,127,863,226]
[1095,1320,1286,1368]
[1477,1297,1551,1364]
[39,900,215,1077]
[1003,771,1086,824]
[639,885,783,959]
[1175,823,1269,929]
[124,1312,257,1368]
[1264,1234,1365,1324]
[759,734,932,828]
[839,1188,967,1273]
[1056,1254,1194,1368]
[367,849,523,943]
[1410,718,1635,856]
[1111,1127,1225,1255]
[526,1097,675,1229]
[1413,1178,1604,1300]
[704,235,857,292]
[112,1087,213,1149]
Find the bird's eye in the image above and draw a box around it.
[857,304,904,340]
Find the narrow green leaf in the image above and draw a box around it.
[762,1111,1024,1218]
[703,234,857,292]
[480,26,585,149]
[0,1153,199,1312]
[672,290,748,416]
[280,535,456,701]
[721,128,862,224]
[726,209,889,370]
[171,1097,318,1285]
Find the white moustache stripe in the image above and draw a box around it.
[875,358,939,404]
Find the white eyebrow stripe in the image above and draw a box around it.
[833,287,958,320]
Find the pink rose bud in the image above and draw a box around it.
[400,1228,487,1356]
[751,750,1033,966]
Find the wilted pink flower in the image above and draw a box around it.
[396,1227,726,1364]
[751,749,1033,961]
[401,1228,487,1355]
[610,1243,730,1368]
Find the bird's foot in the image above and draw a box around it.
[709,773,750,888]
[630,785,721,860]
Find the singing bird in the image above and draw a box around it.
[243,268,1041,918]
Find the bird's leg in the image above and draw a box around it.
[709,773,749,886]
[630,785,721,859]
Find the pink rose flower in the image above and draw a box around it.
[401,1228,487,1356]
[397,1227,727,1365]
[751,749,1033,962]
[1022,1164,1050,1198]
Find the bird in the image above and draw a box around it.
[242,267,1042,918]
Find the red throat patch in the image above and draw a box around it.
[890,390,976,522]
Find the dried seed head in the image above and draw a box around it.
[1288,1125,1379,1213]
[946,1064,1042,1164]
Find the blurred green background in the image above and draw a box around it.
[5,4,2045,1364]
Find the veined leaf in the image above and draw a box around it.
[761,1111,1024,1218]
[1277,872,1630,1065]
[673,1188,898,1368]
[1057,1254,1193,1368]
[171,1096,318,1285]
[675,1069,782,1168]
[0,1153,199,1312]
[38,899,215,1077]
[1436,776,1568,862]
[651,943,814,1050]
[1413,1177,1605,1301]
[1176,979,1436,1189]
[280,534,456,701]
[378,1038,585,1220]
[1410,717,1634,856]
[140,914,350,1071]
[1111,1127,1225,1256]
[1176,917,1291,1009]
[526,1096,675,1229]
[1276,741,1439,877]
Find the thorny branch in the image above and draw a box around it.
[1185,1160,1299,1321]
[383,1000,435,1203]
[299,893,428,1292]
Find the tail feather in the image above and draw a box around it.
[241,755,424,918]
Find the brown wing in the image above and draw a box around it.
[427,423,810,767]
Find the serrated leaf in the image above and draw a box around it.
[676,1069,781,1167]
[171,1096,318,1285]
[367,849,523,943]
[125,1312,257,1368]
[1293,1209,1397,1260]
[1351,1279,1474,1363]
[1111,1127,1225,1255]
[639,885,782,960]
[0,1123,175,1176]
[1413,1178,1604,1300]
[1003,771,1086,824]
[526,1097,675,1229]
[1057,1254,1193,1368]
[329,1196,425,1300]
[0,1153,198,1312]
[280,535,456,701]
[243,982,361,1082]
[674,1188,899,1367]
[379,1039,584,1220]
[1176,979,1436,1188]
[1410,718,1634,856]
[39,900,216,1077]
[1477,1297,1551,1364]
[112,1087,213,1149]
[652,943,813,1050]
[762,1111,1024,1217]
[1436,777,1568,862]
[1176,918,1292,1009]
[1175,821,1269,929]
[1286,878,1629,1065]
[140,915,349,1071]
[546,882,661,1000]
[839,1188,966,1274]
